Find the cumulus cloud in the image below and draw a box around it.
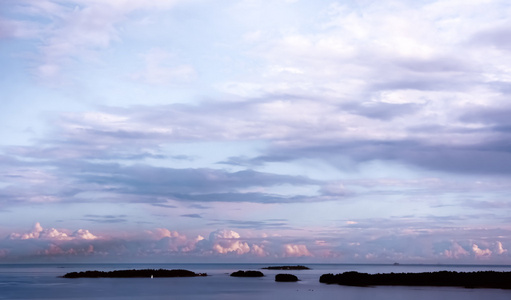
[8,223,97,241]
[442,242,470,259]
[72,229,98,240]
[472,244,492,258]
[283,244,312,257]
[208,229,250,255]
[250,244,268,257]
[495,241,508,255]
[2,222,510,263]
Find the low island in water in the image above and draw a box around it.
[62,269,207,278]
[319,271,511,289]
[275,273,299,282]
[262,265,310,270]
[230,270,264,277]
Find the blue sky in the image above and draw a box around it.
[1,0,511,263]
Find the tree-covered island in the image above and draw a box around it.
[320,271,511,289]
[62,269,207,278]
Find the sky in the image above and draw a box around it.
[1,0,511,264]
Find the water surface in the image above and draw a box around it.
[1,263,510,300]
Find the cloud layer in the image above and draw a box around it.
[1,222,509,263]
[1,0,511,263]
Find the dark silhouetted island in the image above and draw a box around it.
[230,270,264,277]
[275,273,299,282]
[62,269,207,278]
[262,265,310,270]
[319,271,511,289]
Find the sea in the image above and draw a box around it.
[1,263,511,300]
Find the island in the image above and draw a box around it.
[262,265,310,270]
[319,271,511,289]
[230,270,264,277]
[275,273,299,282]
[62,269,207,278]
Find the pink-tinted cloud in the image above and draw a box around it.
[72,229,98,240]
[472,244,492,258]
[8,223,98,241]
[250,244,268,257]
[441,242,470,259]
[208,229,251,255]
[283,244,312,257]
[2,223,510,263]
[495,241,508,255]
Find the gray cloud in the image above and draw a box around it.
[0,153,324,205]
[82,214,128,224]
[181,214,202,219]
[207,219,291,230]
[469,24,511,51]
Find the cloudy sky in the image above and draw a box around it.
[1,0,511,263]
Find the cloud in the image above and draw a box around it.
[82,214,128,223]
[150,229,203,253]
[181,214,202,219]
[438,242,470,259]
[250,244,268,257]
[2,0,183,81]
[472,244,492,258]
[283,244,312,257]
[2,222,510,263]
[8,222,44,240]
[8,223,97,241]
[495,241,508,255]
[0,149,324,205]
[207,219,291,230]
[469,24,511,51]
[72,229,97,240]
[131,48,196,85]
[2,0,511,265]
[21,89,510,178]
[208,229,250,255]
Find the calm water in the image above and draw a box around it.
[1,263,511,300]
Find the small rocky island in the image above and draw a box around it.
[319,271,511,289]
[275,273,299,282]
[262,265,310,270]
[230,270,264,277]
[62,269,207,278]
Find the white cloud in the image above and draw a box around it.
[72,229,98,240]
[10,222,44,240]
[472,243,492,258]
[8,223,97,241]
[495,241,508,255]
[146,228,182,240]
[250,244,268,257]
[442,242,470,259]
[209,229,250,255]
[5,0,183,80]
[283,244,311,257]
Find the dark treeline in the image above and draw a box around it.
[230,270,264,277]
[275,273,299,282]
[63,269,207,278]
[262,265,310,270]
[319,271,511,289]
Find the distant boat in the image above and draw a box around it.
[393,262,400,266]
[151,275,153,279]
